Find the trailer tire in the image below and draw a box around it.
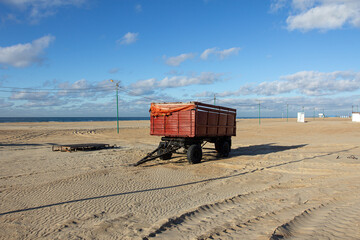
[187,144,202,164]
[215,140,222,152]
[220,141,230,157]
[228,138,232,152]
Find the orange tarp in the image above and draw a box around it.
[150,103,195,117]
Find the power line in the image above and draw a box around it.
[0,89,113,94]
[116,87,166,102]
[0,86,113,91]
[0,85,165,102]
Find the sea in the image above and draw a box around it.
[0,116,279,123]
[0,117,150,123]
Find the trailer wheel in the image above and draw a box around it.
[187,144,202,164]
[220,141,230,157]
[215,140,222,152]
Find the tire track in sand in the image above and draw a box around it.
[270,198,360,240]
[2,131,51,142]
[142,183,315,240]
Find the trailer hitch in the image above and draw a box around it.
[133,143,181,166]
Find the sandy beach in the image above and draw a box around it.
[0,118,359,239]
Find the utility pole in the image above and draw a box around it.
[110,79,120,134]
[287,104,288,122]
[214,94,216,105]
[313,107,315,120]
[258,101,261,125]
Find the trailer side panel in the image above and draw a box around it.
[150,102,236,138]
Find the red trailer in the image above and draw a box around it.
[135,102,236,166]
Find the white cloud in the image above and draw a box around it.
[165,47,240,66]
[201,70,360,97]
[200,47,241,60]
[0,0,86,22]
[165,53,195,66]
[200,47,217,60]
[1,13,21,24]
[4,73,360,116]
[287,4,352,30]
[116,32,139,45]
[0,0,85,8]
[0,99,14,107]
[129,72,223,96]
[215,95,358,116]
[193,91,215,98]
[0,35,55,67]
[57,78,115,98]
[23,100,62,107]
[129,78,157,95]
[279,70,360,95]
[194,85,253,98]
[283,0,360,31]
[292,0,316,11]
[135,4,142,12]
[217,47,241,59]
[130,78,156,89]
[8,78,116,112]
[270,0,287,12]
[10,90,50,100]
[158,72,221,88]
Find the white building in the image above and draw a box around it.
[297,112,305,122]
[352,112,360,122]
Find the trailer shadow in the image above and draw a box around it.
[200,143,307,164]
[143,143,308,166]
[142,156,186,167]
[230,143,308,157]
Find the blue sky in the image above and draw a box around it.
[0,0,360,117]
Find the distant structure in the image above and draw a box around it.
[318,113,324,118]
[297,112,305,123]
[352,112,360,122]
